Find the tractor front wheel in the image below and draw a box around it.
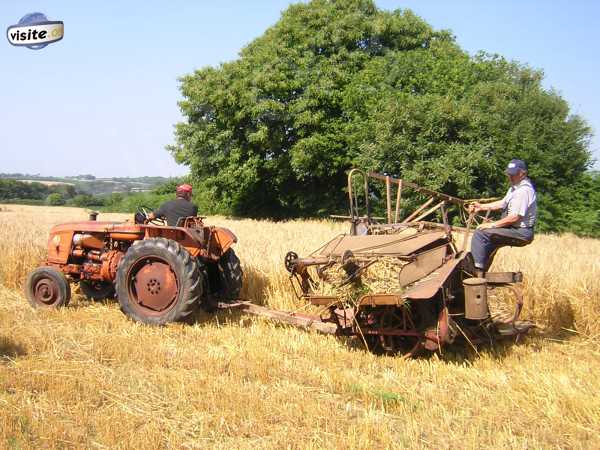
[116,238,203,325]
[25,266,71,308]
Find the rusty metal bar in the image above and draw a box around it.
[461,212,475,253]
[348,171,356,219]
[330,214,386,220]
[402,197,435,224]
[293,256,330,268]
[235,302,338,334]
[367,220,472,233]
[347,169,371,222]
[368,172,465,206]
[505,284,524,324]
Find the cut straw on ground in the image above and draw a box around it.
[0,204,599,449]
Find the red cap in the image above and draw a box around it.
[176,184,193,194]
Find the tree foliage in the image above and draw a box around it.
[0,180,49,201]
[46,193,66,206]
[169,0,595,234]
[537,171,600,237]
[0,180,75,203]
[71,194,104,208]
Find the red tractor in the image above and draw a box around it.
[25,208,242,325]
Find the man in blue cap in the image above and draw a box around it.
[468,159,537,277]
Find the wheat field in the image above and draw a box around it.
[0,204,599,449]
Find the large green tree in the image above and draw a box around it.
[169,0,593,228]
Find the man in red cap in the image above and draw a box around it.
[148,184,198,226]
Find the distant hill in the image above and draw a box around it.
[0,173,174,195]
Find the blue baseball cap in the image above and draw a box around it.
[505,159,527,176]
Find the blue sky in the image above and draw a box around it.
[1,1,598,177]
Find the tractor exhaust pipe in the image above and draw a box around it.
[463,277,489,320]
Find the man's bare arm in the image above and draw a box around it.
[469,199,505,213]
[492,214,520,227]
[476,213,521,230]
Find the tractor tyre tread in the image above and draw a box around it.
[115,237,203,325]
[215,249,243,300]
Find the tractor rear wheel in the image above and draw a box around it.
[25,266,71,308]
[80,280,115,301]
[115,238,203,325]
[215,249,243,301]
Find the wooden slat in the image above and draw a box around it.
[412,201,445,223]
[386,175,392,224]
[394,179,403,223]
[401,197,435,223]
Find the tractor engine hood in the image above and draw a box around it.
[50,221,144,234]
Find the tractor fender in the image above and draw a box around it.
[211,227,238,256]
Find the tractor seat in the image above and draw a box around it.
[488,234,532,248]
[487,211,534,248]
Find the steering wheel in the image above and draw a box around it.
[463,202,493,229]
[136,205,166,226]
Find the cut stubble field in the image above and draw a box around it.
[0,204,599,449]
